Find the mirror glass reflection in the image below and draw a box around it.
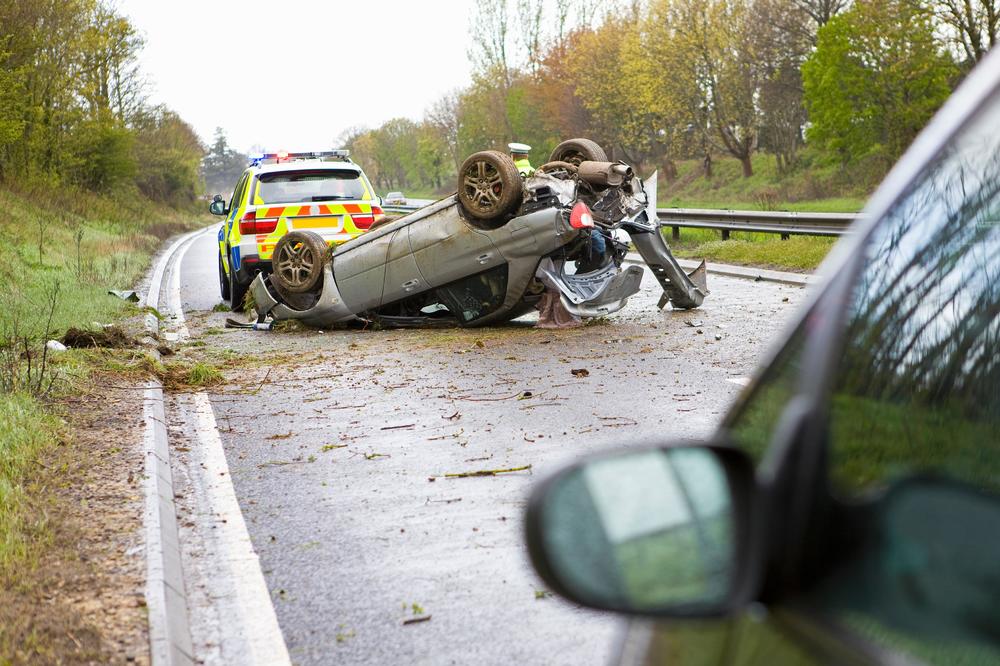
[541,447,734,611]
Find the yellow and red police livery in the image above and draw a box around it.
[210,150,384,310]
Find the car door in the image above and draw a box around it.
[628,56,1000,666]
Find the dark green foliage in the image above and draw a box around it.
[0,0,204,204]
[802,0,957,170]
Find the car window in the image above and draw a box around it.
[809,88,1000,664]
[436,265,508,323]
[256,170,365,204]
[726,325,808,465]
[228,173,248,223]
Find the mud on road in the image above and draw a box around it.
[164,230,809,665]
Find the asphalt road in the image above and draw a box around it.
[164,229,811,665]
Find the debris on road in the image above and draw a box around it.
[570,368,590,378]
[403,615,432,626]
[442,465,532,479]
[61,325,134,348]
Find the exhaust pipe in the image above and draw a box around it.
[577,161,634,188]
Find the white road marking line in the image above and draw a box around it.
[726,376,751,387]
[165,228,211,342]
[163,228,291,666]
[189,392,291,666]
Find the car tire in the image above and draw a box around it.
[272,231,328,294]
[549,138,608,166]
[228,251,249,312]
[457,150,523,222]
[219,255,231,300]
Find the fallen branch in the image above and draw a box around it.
[380,423,415,431]
[443,465,532,479]
[403,615,431,625]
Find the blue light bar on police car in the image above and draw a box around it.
[248,150,351,167]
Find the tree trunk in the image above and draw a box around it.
[740,156,753,178]
[703,153,712,179]
[663,159,678,182]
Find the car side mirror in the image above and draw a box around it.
[209,194,227,216]
[525,443,758,617]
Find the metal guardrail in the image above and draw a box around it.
[383,203,862,238]
[657,208,860,238]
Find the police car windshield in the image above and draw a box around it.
[256,170,365,204]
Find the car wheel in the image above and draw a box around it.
[457,150,523,222]
[228,252,248,312]
[272,231,328,294]
[219,255,231,300]
[549,138,608,166]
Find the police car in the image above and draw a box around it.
[209,150,383,310]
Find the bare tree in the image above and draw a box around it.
[426,91,462,172]
[926,0,999,66]
[469,0,512,84]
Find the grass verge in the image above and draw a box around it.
[666,227,839,272]
[0,181,204,661]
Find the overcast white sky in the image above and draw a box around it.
[117,0,475,154]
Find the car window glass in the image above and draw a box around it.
[257,170,365,204]
[436,265,508,324]
[726,323,808,465]
[229,173,248,219]
[810,89,1000,664]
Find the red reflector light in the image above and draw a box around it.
[238,210,257,234]
[569,202,594,229]
[352,208,380,230]
[255,218,278,234]
[238,211,278,234]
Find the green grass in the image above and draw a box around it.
[658,153,869,213]
[668,230,838,272]
[650,153,868,271]
[0,393,59,577]
[0,181,202,581]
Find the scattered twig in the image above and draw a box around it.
[442,465,532,479]
[403,615,432,625]
[380,423,415,431]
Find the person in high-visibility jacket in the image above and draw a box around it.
[509,142,535,177]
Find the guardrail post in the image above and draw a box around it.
[672,226,680,241]
[781,233,790,241]
[721,229,731,241]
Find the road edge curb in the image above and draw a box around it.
[624,252,819,287]
[141,230,202,666]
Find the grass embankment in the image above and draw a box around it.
[656,154,870,272]
[0,182,200,658]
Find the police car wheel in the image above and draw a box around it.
[272,231,327,294]
[219,256,231,300]
[549,138,607,167]
[457,150,522,222]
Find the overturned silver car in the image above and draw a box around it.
[250,139,707,328]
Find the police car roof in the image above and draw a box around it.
[251,159,363,175]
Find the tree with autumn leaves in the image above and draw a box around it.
[347,0,986,195]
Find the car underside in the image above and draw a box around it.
[249,139,707,329]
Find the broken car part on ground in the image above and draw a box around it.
[248,139,707,329]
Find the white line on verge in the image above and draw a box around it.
[160,227,291,665]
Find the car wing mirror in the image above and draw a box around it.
[525,443,759,617]
[209,194,227,216]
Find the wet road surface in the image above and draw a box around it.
[165,229,811,665]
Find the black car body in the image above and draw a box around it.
[525,46,1000,666]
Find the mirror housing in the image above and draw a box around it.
[209,194,227,216]
[525,442,759,618]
